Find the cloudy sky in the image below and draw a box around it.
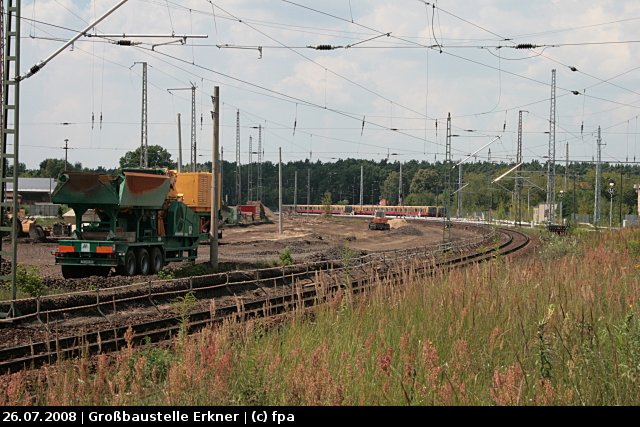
[14,0,640,169]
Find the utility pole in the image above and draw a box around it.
[210,86,219,269]
[278,147,283,234]
[359,165,363,206]
[564,142,569,193]
[635,183,640,218]
[546,69,557,224]
[307,168,311,205]
[168,84,197,171]
[220,146,223,202]
[620,169,623,227]
[457,163,462,218]
[294,170,298,210]
[248,135,253,201]
[63,139,69,170]
[235,110,241,204]
[398,162,403,206]
[257,125,262,201]
[132,62,148,167]
[176,113,182,172]
[594,126,602,227]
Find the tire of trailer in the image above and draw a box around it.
[136,248,150,276]
[117,249,137,276]
[61,265,105,279]
[61,265,80,279]
[93,267,111,277]
[149,246,164,274]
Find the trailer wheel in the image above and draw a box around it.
[93,267,111,277]
[136,248,150,276]
[117,249,137,276]
[149,247,164,274]
[61,266,99,279]
[61,265,81,279]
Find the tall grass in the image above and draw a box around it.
[2,229,639,405]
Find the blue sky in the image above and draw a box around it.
[15,0,640,169]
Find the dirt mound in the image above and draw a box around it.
[388,218,408,229]
[389,225,423,236]
[44,275,141,292]
[262,205,276,221]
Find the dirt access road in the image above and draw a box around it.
[15,215,480,284]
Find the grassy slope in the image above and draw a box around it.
[2,229,640,405]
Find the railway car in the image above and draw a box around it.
[287,204,447,218]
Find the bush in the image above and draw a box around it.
[16,265,47,297]
[156,269,175,280]
[539,234,582,260]
[321,192,332,216]
[278,247,294,266]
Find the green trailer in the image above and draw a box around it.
[52,169,206,279]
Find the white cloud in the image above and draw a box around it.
[13,0,640,168]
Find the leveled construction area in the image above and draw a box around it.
[11,215,479,287]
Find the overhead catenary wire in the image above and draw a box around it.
[14,8,639,128]
[16,1,640,167]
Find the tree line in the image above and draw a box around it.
[17,145,640,225]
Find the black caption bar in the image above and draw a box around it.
[2,409,293,426]
[0,406,614,425]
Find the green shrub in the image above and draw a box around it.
[278,247,294,266]
[16,265,47,297]
[628,240,640,257]
[321,192,332,216]
[156,269,175,280]
[539,234,582,260]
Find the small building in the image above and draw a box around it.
[532,203,558,224]
[5,177,56,204]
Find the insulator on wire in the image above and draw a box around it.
[313,44,335,50]
[514,43,536,49]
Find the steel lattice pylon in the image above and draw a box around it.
[0,0,20,318]
[515,110,524,226]
[134,61,148,167]
[235,110,241,204]
[190,84,196,171]
[594,126,602,226]
[247,135,253,201]
[257,125,262,202]
[444,112,451,244]
[546,69,557,224]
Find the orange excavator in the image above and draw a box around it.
[368,209,390,231]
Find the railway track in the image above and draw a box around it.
[0,226,530,374]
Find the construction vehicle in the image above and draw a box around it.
[368,209,391,231]
[52,169,220,279]
[3,208,48,241]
